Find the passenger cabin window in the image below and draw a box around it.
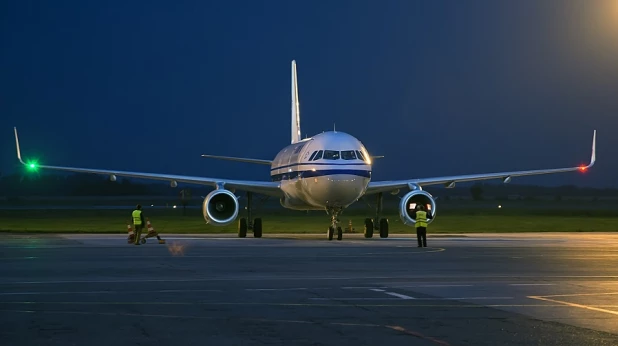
[322,150,340,160]
[312,150,323,160]
[341,150,356,160]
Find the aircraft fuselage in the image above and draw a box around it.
[271,131,371,210]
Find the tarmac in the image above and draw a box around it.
[1,232,618,345]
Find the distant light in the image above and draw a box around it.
[498,205,502,208]
[173,205,177,209]
[151,204,154,207]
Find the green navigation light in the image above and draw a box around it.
[26,160,39,171]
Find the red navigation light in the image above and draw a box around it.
[579,165,587,172]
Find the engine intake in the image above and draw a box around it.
[202,189,239,226]
[399,190,437,226]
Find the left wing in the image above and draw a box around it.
[13,128,282,197]
[200,154,272,165]
[366,130,596,195]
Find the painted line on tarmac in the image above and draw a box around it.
[309,296,513,301]
[386,325,451,346]
[370,288,415,300]
[529,292,618,298]
[528,295,618,316]
[343,286,389,290]
[509,283,555,286]
[383,292,416,300]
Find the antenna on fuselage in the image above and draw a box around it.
[333,123,336,132]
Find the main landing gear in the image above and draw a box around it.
[238,192,264,238]
[326,207,343,241]
[363,192,389,239]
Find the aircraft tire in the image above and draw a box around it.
[327,226,334,241]
[253,218,263,238]
[337,226,343,241]
[238,218,248,238]
[364,218,374,238]
[379,218,389,238]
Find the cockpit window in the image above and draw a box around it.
[312,150,323,160]
[308,151,318,161]
[356,150,366,161]
[322,150,340,160]
[341,150,356,160]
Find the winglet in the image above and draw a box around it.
[14,127,25,164]
[588,129,596,168]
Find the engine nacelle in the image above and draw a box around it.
[202,189,239,226]
[399,190,437,226]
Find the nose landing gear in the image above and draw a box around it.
[326,207,343,241]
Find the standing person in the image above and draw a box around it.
[132,204,145,245]
[414,204,432,247]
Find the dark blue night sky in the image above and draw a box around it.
[1,1,616,188]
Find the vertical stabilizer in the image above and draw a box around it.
[291,60,301,144]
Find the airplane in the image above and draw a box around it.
[13,60,597,241]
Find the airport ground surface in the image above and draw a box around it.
[1,232,618,345]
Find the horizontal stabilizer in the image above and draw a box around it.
[200,154,272,165]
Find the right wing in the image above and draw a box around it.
[14,128,282,197]
[366,130,596,195]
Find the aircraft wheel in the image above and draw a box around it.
[337,226,343,241]
[379,218,389,238]
[364,218,374,238]
[253,218,263,238]
[141,238,146,244]
[238,218,247,238]
[327,226,334,241]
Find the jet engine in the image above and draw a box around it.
[399,190,437,226]
[202,189,239,226]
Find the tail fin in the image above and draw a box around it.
[291,60,301,144]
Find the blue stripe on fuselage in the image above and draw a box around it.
[271,169,371,182]
[271,162,368,171]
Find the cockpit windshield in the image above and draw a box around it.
[341,150,356,160]
[355,150,366,161]
[322,150,340,160]
[307,149,368,162]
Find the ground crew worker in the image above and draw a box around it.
[132,204,145,245]
[413,204,432,247]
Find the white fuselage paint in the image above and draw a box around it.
[271,131,371,210]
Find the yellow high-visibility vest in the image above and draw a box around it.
[132,210,143,225]
[415,210,428,228]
